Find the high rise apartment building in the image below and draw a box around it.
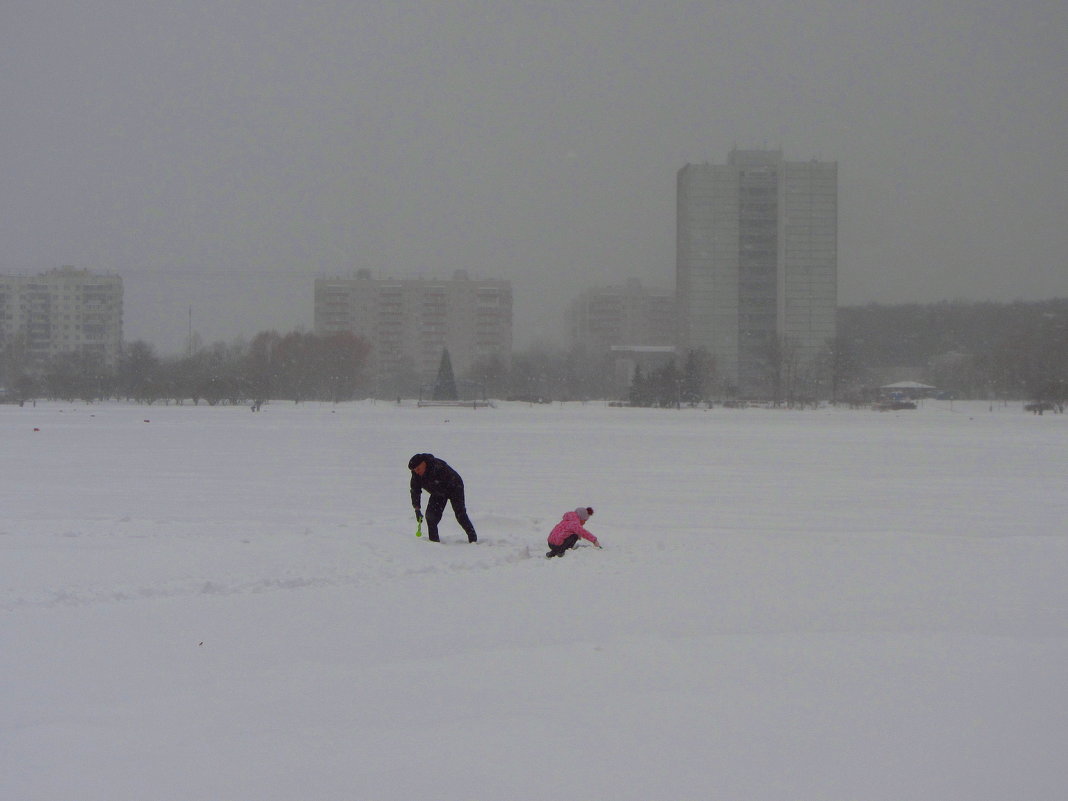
[0,266,124,369]
[677,149,837,397]
[314,269,512,391]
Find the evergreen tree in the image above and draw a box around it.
[628,364,647,406]
[652,361,680,408]
[433,348,458,400]
[681,349,713,404]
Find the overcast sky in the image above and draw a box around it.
[3,0,1065,353]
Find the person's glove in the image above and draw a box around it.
[414,508,423,522]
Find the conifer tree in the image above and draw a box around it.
[433,348,458,400]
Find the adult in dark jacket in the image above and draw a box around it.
[408,453,478,543]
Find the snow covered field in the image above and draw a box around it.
[3,399,1066,800]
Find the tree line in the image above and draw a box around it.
[618,298,1068,407]
[1,331,371,405]
[2,299,1065,406]
[837,298,1068,405]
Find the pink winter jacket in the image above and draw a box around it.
[548,511,599,547]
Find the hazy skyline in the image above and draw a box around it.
[3,1,1065,354]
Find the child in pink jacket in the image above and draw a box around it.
[546,507,601,558]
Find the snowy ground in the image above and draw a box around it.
[2,399,1066,801]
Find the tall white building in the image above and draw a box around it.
[314,270,512,392]
[0,266,124,369]
[677,149,837,397]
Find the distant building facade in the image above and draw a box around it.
[566,279,676,354]
[566,279,677,396]
[677,149,837,397]
[0,266,124,369]
[314,269,512,392]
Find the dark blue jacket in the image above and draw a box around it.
[409,454,464,509]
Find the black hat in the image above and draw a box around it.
[408,453,433,470]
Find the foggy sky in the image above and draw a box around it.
[3,0,1065,354]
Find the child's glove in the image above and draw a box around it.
[414,509,423,522]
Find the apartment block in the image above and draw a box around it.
[0,266,124,369]
[314,269,512,391]
[677,149,837,397]
[566,279,676,353]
